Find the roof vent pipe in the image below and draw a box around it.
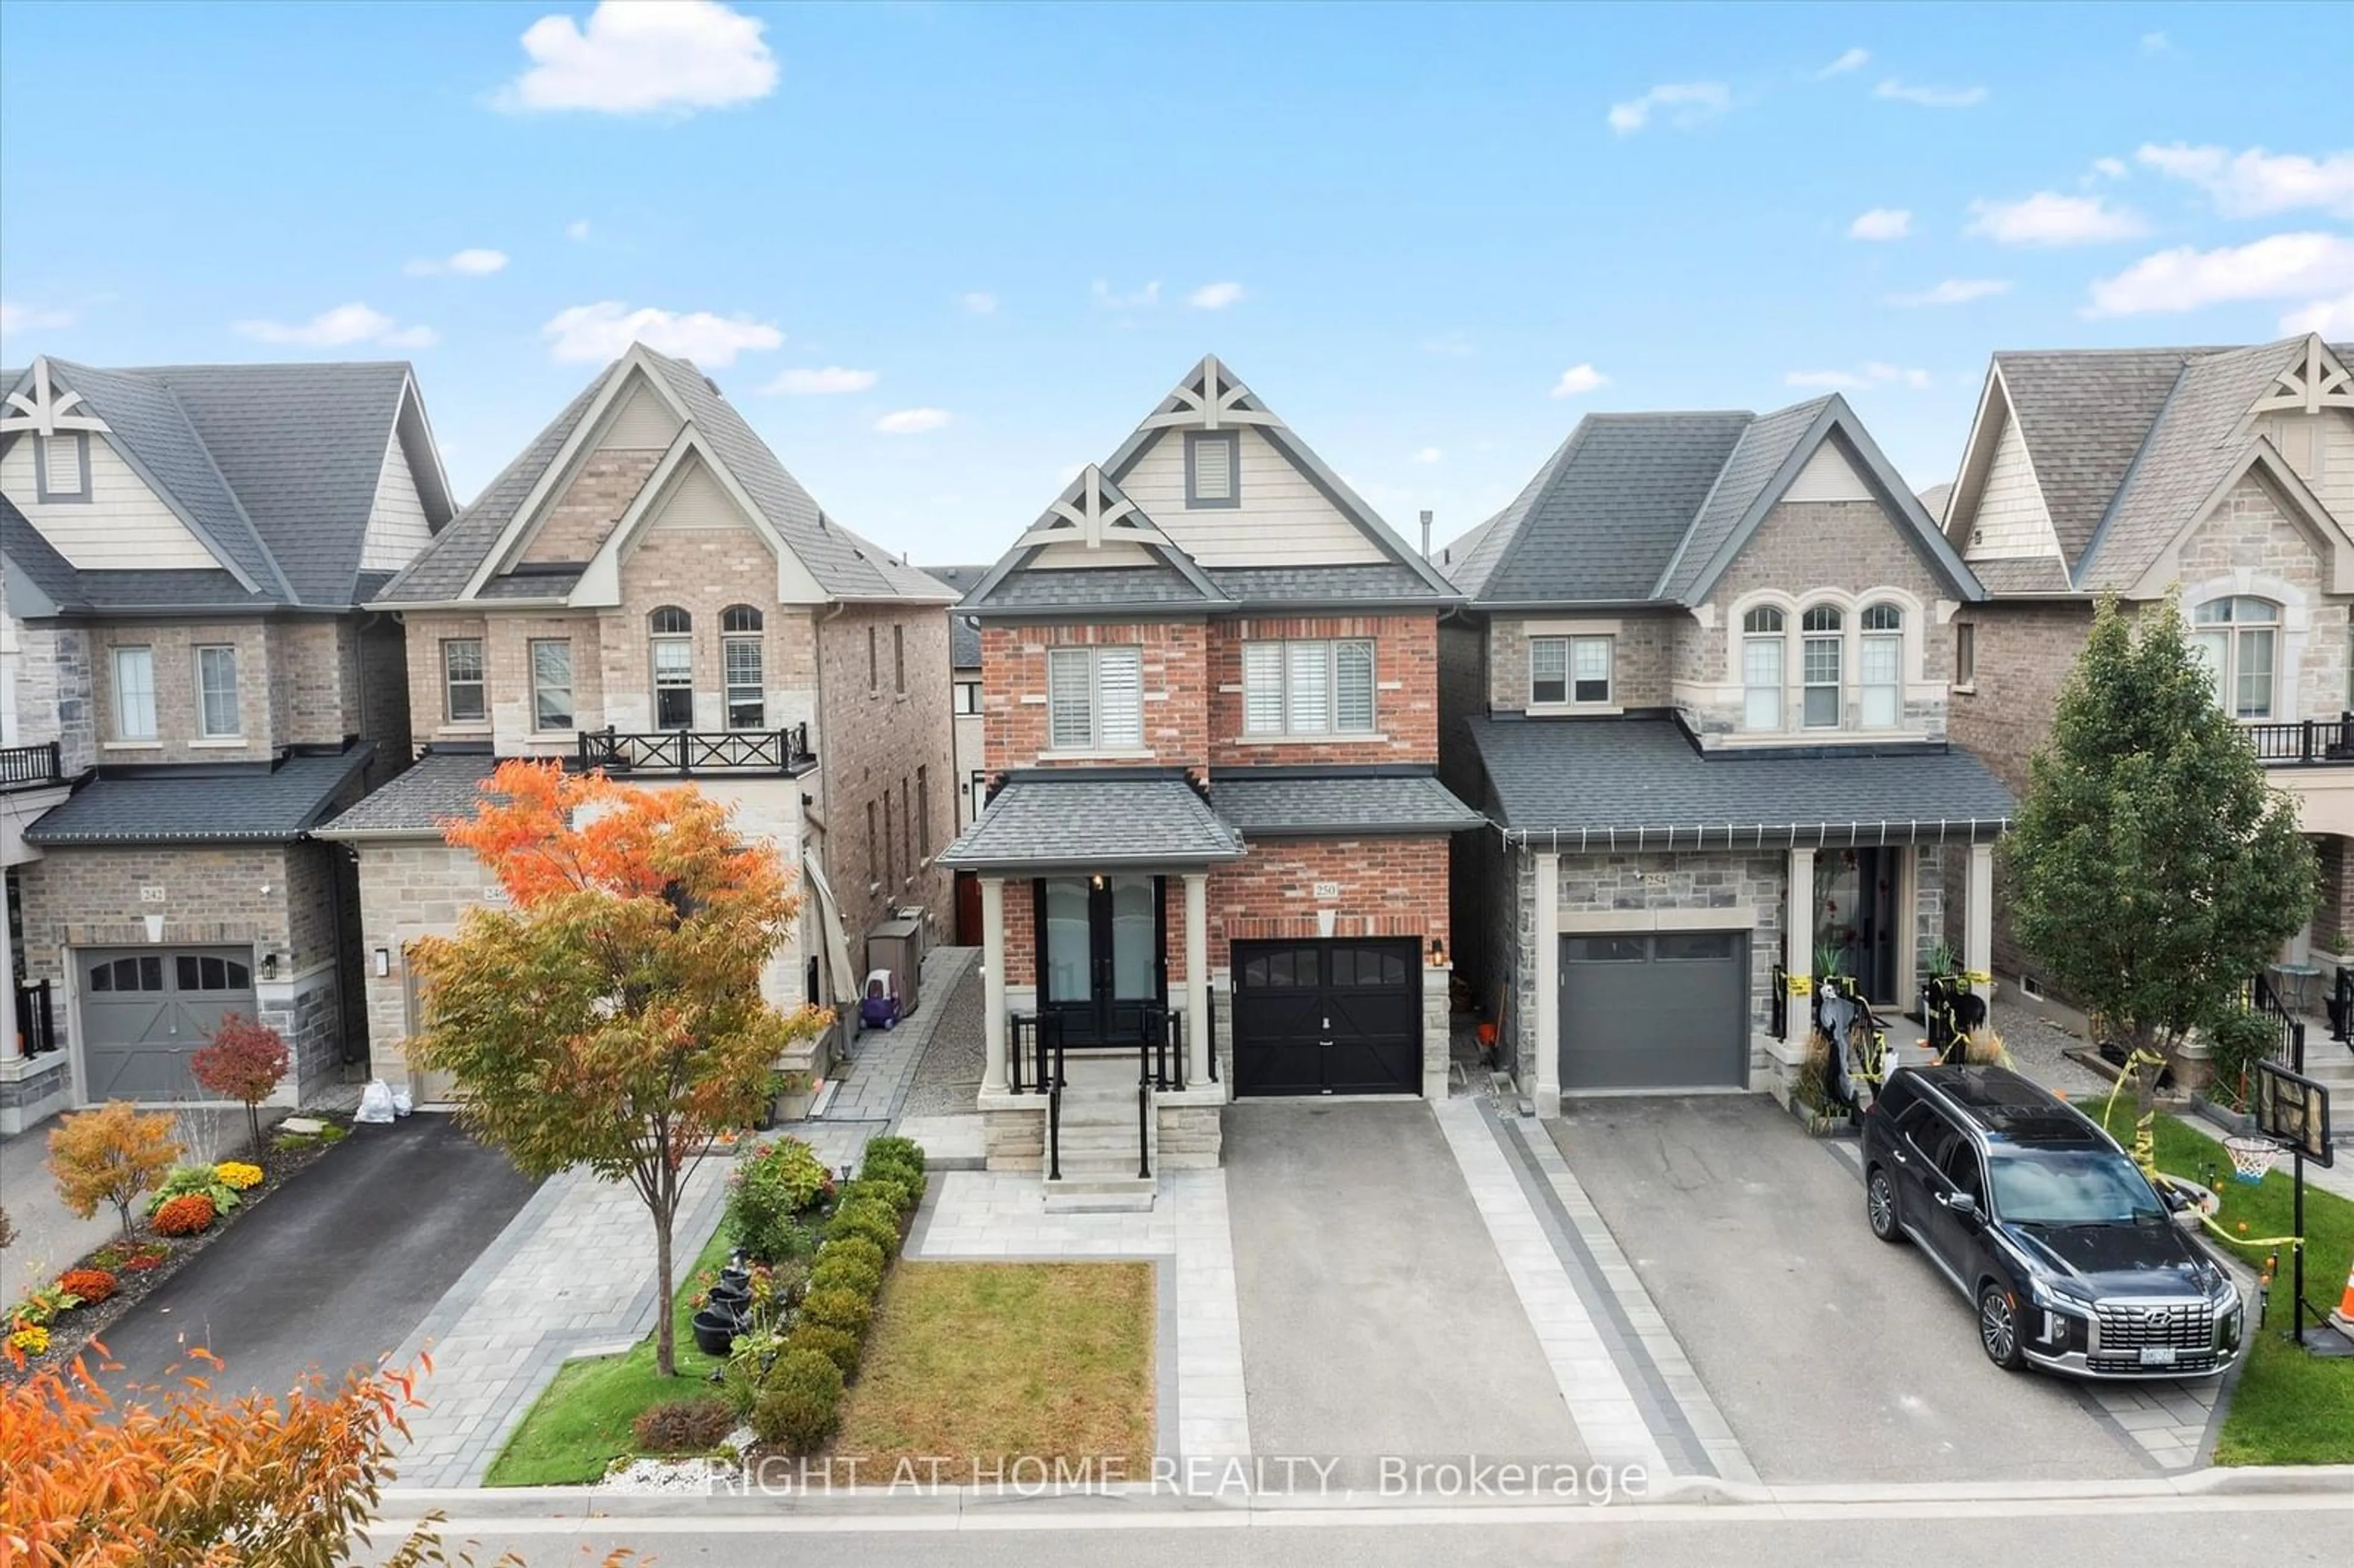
[1419,509,1433,560]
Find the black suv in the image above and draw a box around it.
[1859,1065,2242,1378]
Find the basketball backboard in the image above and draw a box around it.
[2254,1059,2334,1168]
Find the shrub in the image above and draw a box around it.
[2203,1005,2276,1111]
[215,1161,264,1192]
[750,1350,844,1453]
[151,1193,217,1237]
[9,1282,82,1327]
[785,1322,860,1379]
[721,1322,791,1416]
[807,1250,881,1301]
[842,1174,915,1217]
[818,1235,885,1279]
[631,1395,736,1453]
[118,1244,169,1273]
[48,1103,181,1241]
[862,1135,925,1174]
[56,1269,117,1306]
[799,1285,872,1343]
[727,1138,835,1266]
[190,1014,291,1157]
[826,1201,900,1260]
[147,1165,241,1219]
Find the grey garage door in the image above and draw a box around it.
[78,946,257,1101]
[1560,932,1749,1091]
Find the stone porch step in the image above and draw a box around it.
[1042,1173,1156,1212]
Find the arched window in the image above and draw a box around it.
[1860,603,1903,729]
[1800,605,1843,729]
[1741,606,1785,731]
[649,606,693,729]
[722,605,765,729]
[2192,596,2280,720]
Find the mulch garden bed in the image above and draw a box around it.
[3,1119,348,1388]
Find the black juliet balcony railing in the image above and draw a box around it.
[577,723,813,777]
[0,741,63,793]
[2241,716,2354,766]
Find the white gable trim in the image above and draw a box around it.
[391,371,457,528]
[462,347,698,598]
[1941,363,2059,561]
[569,428,829,608]
[1015,463,1176,553]
[1,359,110,436]
[2234,335,2354,440]
[2126,443,2354,599]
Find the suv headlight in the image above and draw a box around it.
[2028,1276,2091,1313]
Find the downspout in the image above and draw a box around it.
[808,599,849,1013]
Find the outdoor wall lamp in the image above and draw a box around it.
[261,951,280,981]
[374,947,390,977]
[1428,937,1446,966]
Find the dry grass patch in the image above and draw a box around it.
[833,1261,1154,1482]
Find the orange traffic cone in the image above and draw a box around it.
[2331,1252,2354,1340]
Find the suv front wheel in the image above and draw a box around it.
[1865,1168,1903,1243]
[1978,1283,2027,1371]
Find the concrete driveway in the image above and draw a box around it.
[1548,1095,2152,1483]
[99,1114,537,1403]
[1224,1101,1584,1478]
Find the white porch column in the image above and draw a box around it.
[980,875,1008,1094]
[1533,851,1561,1119]
[1183,872,1210,1086]
[1965,841,1995,988]
[0,872,16,1062]
[1787,847,1815,999]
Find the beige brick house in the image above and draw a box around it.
[1438,395,2010,1114]
[1939,333,2354,1022]
[320,343,957,1101]
[0,356,453,1129]
[939,357,1479,1197]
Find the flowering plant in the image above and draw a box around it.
[215,1161,264,1191]
[117,1244,169,1273]
[151,1193,218,1236]
[9,1283,83,1327]
[56,1269,117,1306]
[7,1323,49,1358]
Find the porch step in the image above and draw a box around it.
[1042,1174,1157,1212]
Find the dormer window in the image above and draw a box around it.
[1186,430,1240,508]
[650,606,693,729]
[2191,596,2279,720]
[1801,605,1843,729]
[1529,635,1612,707]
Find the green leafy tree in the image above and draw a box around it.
[410,761,831,1377]
[2006,596,2315,1119]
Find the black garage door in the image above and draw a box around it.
[78,946,257,1101]
[1232,938,1421,1097]
[1560,932,1749,1091]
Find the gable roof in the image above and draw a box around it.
[1447,394,1976,608]
[964,357,1460,618]
[1,356,449,611]
[921,563,991,669]
[23,745,375,845]
[375,345,953,609]
[1983,348,2200,566]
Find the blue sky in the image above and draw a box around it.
[4,1,2350,565]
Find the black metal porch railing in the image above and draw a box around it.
[2241,715,2354,766]
[15,979,57,1057]
[2247,972,2306,1070]
[0,741,63,793]
[1769,964,1788,1041]
[576,722,812,776]
[2330,965,2353,1048]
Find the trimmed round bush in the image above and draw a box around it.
[150,1193,216,1237]
[786,1322,861,1378]
[818,1233,884,1276]
[56,1268,118,1306]
[850,1173,916,1217]
[827,1199,901,1259]
[862,1135,926,1174]
[752,1350,844,1454]
[632,1394,735,1453]
[808,1251,882,1301]
[799,1285,872,1342]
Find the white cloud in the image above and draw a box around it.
[2282,292,2354,336]
[1550,363,1610,398]
[1785,363,1930,390]
[541,300,782,363]
[1187,281,1246,310]
[1606,82,1731,134]
[2087,232,2354,316]
[763,365,878,395]
[1885,278,2011,307]
[2090,156,2130,181]
[234,302,438,349]
[2136,143,2354,219]
[404,248,510,277]
[498,0,777,116]
[1420,331,1472,357]
[0,301,75,337]
[874,408,951,435]
[566,219,593,242]
[1411,446,1443,464]
[1966,192,2147,246]
[1818,47,1870,78]
[1849,207,1913,241]
[1091,280,1161,309]
[2141,31,2169,53]
[1873,78,1986,108]
[960,291,999,314]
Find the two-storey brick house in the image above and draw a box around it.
[1439,394,2012,1114]
[0,356,453,1130]
[1940,333,2354,1019]
[940,357,1479,1188]
[319,343,958,1101]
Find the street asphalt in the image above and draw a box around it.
[97,1113,538,1404]
[1548,1094,2147,1483]
[1222,1100,1584,1481]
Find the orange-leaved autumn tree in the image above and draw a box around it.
[48,1101,181,1241]
[410,761,829,1376]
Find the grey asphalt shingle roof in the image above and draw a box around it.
[315,750,500,839]
[1463,716,2013,843]
[923,565,992,669]
[1967,556,2074,595]
[1209,770,1483,835]
[376,376,601,603]
[939,772,1244,869]
[972,564,1216,609]
[1207,564,1445,603]
[1992,348,2203,568]
[25,747,375,845]
[1656,398,1834,603]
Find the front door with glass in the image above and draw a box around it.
[1037,874,1165,1045]
[1814,847,1902,1005]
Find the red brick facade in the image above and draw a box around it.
[1206,614,1438,765]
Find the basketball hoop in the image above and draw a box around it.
[2222,1134,2282,1185]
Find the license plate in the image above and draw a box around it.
[2139,1345,2177,1367]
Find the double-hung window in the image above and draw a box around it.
[722,605,764,729]
[530,639,574,731]
[195,645,240,738]
[2192,596,2280,720]
[649,606,693,729]
[443,638,486,723]
[112,647,157,740]
[954,680,982,715]
[1742,607,1785,731]
[1528,634,1612,706]
[1046,645,1143,752]
[1801,606,1843,729]
[1860,603,1903,729]
[1242,639,1376,735]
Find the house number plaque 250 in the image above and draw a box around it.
[1312,881,1341,900]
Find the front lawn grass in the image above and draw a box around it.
[832,1261,1155,1483]
[2088,1095,2354,1465]
[482,1224,733,1486]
